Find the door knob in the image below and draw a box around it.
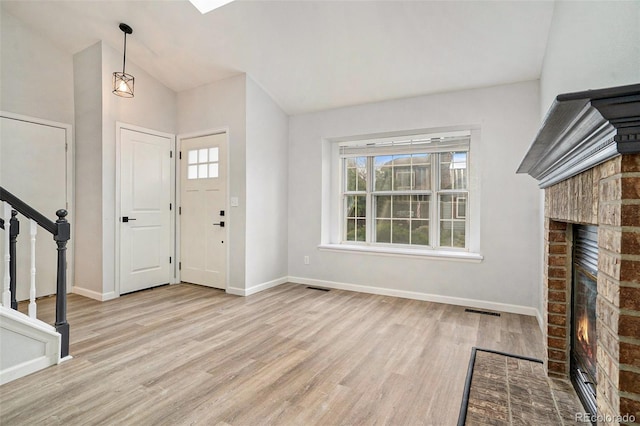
[213,221,225,227]
[122,216,137,223]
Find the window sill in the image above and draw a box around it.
[317,244,483,263]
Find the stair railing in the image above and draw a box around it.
[0,186,70,358]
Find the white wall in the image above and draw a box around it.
[73,42,103,294]
[245,77,289,291]
[0,11,74,125]
[536,0,640,320]
[177,75,247,290]
[288,81,542,314]
[100,42,177,297]
[73,41,177,299]
[540,1,640,115]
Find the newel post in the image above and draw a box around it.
[9,210,19,310]
[54,209,70,358]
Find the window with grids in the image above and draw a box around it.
[187,147,219,179]
[341,132,469,250]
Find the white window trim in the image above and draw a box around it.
[320,126,482,262]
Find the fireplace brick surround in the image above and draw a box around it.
[543,154,640,422]
[518,84,640,424]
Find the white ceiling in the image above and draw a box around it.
[1,0,555,115]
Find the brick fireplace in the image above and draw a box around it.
[518,84,640,424]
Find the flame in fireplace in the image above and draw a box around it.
[577,315,590,346]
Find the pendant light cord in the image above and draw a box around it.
[122,32,127,74]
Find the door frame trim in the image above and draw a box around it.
[176,127,230,290]
[115,122,177,296]
[0,111,75,295]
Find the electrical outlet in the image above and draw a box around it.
[304,256,310,265]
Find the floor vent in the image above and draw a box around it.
[465,308,501,317]
[307,286,330,292]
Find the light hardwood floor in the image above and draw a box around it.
[1,283,544,425]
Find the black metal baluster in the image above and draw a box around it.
[9,210,19,310]
[54,209,70,358]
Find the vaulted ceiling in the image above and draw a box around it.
[1,0,555,115]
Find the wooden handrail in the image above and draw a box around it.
[0,187,56,235]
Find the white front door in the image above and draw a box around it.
[180,133,227,290]
[119,128,173,294]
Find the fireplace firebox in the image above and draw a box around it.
[571,225,598,418]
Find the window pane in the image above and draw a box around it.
[356,196,366,218]
[353,156,366,191]
[188,150,198,165]
[455,196,466,219]
[392,154,411,166]
[209,163,219,178]
[375,219,391,243]
[392,195,411,218]
[356,166,366,191]
[440,221,452,247]
[198,164,208,178]
[374,166,392,191]
[412,195,430,219]
[440,152,467,190]
[346,195,366,218]
[439,194,466,248]
[392,155,411,190]
[412,154,430,165]
[188,165,198,179]
[346,166,357,191]
[392,220,410,244]
[452,221,465,248]
[413,163,431,190]
[346,219,356,241]
[345,196,356,218]
[356,219,366,242]
[209,147,219,162]
[411,220,429,246]
[440,194,454,219]
[198,148,208,163]
[376,195,391,218]
[345,157,366,192]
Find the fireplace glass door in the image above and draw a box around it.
[571,225,598,417]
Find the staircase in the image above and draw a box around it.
[0,186,70,385]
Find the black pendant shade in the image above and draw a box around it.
[113,23,134,98]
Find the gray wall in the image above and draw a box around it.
[288,81,542,314]
[0,11,74,125]
[73,41,177,298]
[177,75,248,290]
[540,1,640,115]
[245,77,289,290]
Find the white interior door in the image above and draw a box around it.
[120,128,172,294]
[0,115,70,299]
[180,133,227,289]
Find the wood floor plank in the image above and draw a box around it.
[2,283,546,425]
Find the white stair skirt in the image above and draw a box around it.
[0,305,61,385]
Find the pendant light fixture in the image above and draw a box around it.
[112,23,134,98]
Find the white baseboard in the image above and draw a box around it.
[0,356,57,385]
[287,276,539,317]
[71,286,117,302]
[225,286,244,296]
[226,276,288,297]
